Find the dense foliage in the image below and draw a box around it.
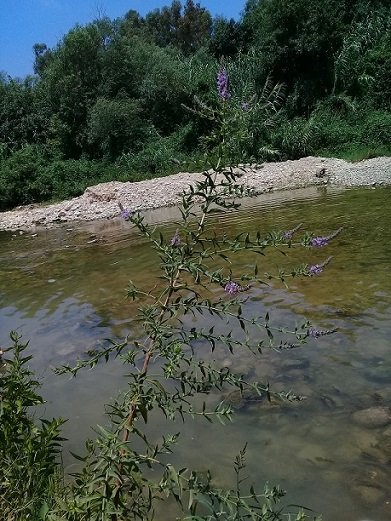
[1,41,342,521]
[0,87,332,520]
[1,0,391,210]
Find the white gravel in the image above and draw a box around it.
[1,156,390,232]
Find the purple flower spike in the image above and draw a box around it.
[170,229,181,247]
[224,281,239,295]
[121,209,132,220]
[309,264,323,276]
[312,236,329,248]
[308,326,338,339]
[217,68,231,100]
[308,328,321,339]
[242,102,250,111]
[308,256,332,276]
[284,223,303,240]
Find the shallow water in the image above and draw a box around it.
[1,184,391,520]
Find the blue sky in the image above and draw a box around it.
[0,0,246,79]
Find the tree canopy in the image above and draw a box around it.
[1,0,390,210]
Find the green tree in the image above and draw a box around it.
[177,0,212,55]
[0,75,48,153]
[332,8,391,108]
[145,0,212,55]
[241,0,391,114]
[39,21,111,158]
[145,0,182,48]
[33,43,54,77]
[88,97,151,160]
[208,17,242,58]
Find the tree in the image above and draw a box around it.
[87,97,150,160]
[177,0,212,55]
[145,0,182,48]
[39,22,110,158]
[240,0,391,114]
[145,0,212,55]
[0,75,48,153]
[33,43,54,77]
[332,8,391,108]
[209,17,242,58]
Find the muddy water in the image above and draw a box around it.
[1,185,391,520]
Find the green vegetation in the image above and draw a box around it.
[0,58,338,520]
[0,333,65,519]
[1,0,390,210]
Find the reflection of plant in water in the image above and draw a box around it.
[1,68,341,520]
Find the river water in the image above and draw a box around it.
[1,185,391,520]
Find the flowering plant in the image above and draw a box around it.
[49,67,341,521]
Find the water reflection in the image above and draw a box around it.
[1,185,391,521]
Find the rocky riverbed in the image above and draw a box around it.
[1,156,390,231]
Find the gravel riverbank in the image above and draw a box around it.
[1,156,390,232]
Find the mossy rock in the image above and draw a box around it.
[222,388,263,410]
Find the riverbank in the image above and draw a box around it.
[1,156,390,232]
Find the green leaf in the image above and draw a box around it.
[38,501,49,519]
[139,402,148,424]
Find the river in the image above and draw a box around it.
[1,184,391,520]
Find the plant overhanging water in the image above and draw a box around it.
[0,66,342,521]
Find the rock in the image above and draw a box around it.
[366,363,391,382]
[382,425,391,437]
[222,388,263,410]
[315,167,327,178]
[351,406,391,428]
[280,358,310,371]
[351,484,385,504]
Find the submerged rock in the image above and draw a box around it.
[351,406,391,428]
[222,388,263,410]
[352,484,385,504]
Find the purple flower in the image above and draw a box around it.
[312,236,329,248]
[308,256,332,276]
[170,229,181,247]
[224,281,252,295]
[284,223,303,240]
[224,281,240,295]
[242,102,250,111]
[121,209,132,220]
[217,68,231,100]
[311,227,343,247]
[308,328,322,339]
[308,326,338,338]
[309,264,323,276]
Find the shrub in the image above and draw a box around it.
[46,65,332,521]
[0,144,59,209]
[0,332,65,520]
[0,146,124,210]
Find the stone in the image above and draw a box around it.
[222,388,263,410]
[351,484,385,504]
[351,406,391,428]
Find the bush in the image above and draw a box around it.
[0,333,65,520]
[37,159,122,200]
[116,124,198,179]
[1,64,332,521]
[0,145,125,210]
[0,144,59,210]
[269,114,318,160]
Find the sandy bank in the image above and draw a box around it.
[1,156,390,232]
